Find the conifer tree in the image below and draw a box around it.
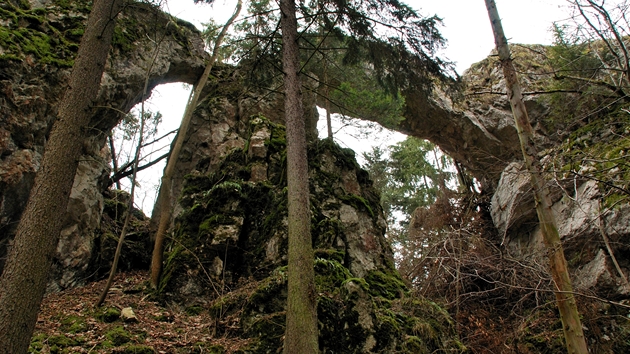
[0,0,123,351]
[280,1,319,352]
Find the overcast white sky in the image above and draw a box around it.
[126,0,570,213]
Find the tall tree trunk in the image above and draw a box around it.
[150,0,242,289]
[324,72,333,139]
[279,0,319,353]
[0,0,123,351]
[484,1,589,353]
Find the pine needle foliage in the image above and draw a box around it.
[234,0,453,96]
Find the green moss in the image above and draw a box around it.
[342,277,370,292]
[0,53,21,62]
[242,313,286,353]
[246,266,288,313]
[314,248,345,263]
[158,243,185,293]
[198,214,233,235]
[267,123,287,154]
[29,333,47,353]
[95,306,121,323]
[185,305,204,316]
[0,3,83,67]
[313,217,342,249]
[47,334,78,348]
[317,294,363,350]
[209,291,248,319]
[52,0,87,10]
[209,181,243,195]
[552,108,630,209]
[605,193,629,209]
[0,27,12,43]
[403,335,430,353]
[339,193,375,218]
[365,269,408,300]
[112,26,132,52]
[106,326,132,346]
[60,315,87,333]
[374,311,404,350]
[248,114,287,155]
[314,258,352,292]
[155,115,465,353]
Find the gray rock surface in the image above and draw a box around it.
[0,1,206,286]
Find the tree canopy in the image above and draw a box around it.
[227,0,453,110]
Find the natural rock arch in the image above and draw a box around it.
[0,1,206,287]
[0,0,548,288]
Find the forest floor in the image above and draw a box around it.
[31,270,247,353]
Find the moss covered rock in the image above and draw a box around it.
[159,118,464,353]
[0,0,207,288]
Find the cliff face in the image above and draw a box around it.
[401,44,630,301]
[146,69,463,351]
[2,1,630,352]
[0,3,466,351]
[0,0,539,290]
[396,45,557,190]
[406,45,630,352]
[467,46,630,299]
[0,0,206,289]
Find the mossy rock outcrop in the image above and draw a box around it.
[0,0,206,288]
[160,117,465,353]
[88,189,152,280]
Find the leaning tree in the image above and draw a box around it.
[0,0,124,352]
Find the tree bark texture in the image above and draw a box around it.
[280,0,319,353]
[0,0,123,352]
[484,1,589,353]
[150,0,242,289]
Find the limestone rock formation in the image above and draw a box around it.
[491,137,630,299]
[160,116,465,353]
[2,1,629,351]
[0,0,206,287]
[402,44,630,351]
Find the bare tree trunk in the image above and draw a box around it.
[323,42,333,140]
[280,0,319,353]
[108,132,122,190]
[484,1,589,353]
[0,0,123,351]
[97,108,146,307]
[97,32,164,305]
[150,0,242,289]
